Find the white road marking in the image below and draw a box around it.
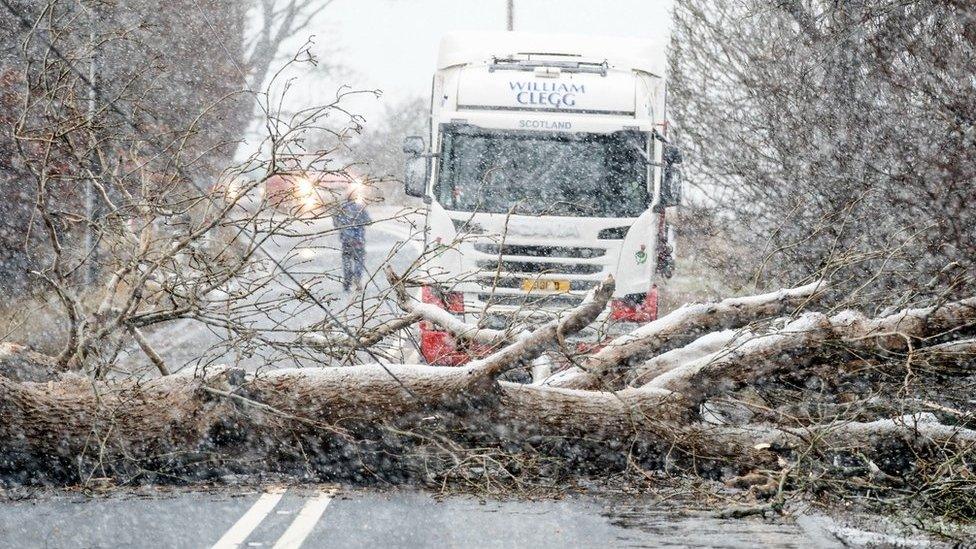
[212,487,287,549]
[271,488,338,549]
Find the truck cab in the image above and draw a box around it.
[402,32,682,365]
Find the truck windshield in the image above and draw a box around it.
[435,125,649,218]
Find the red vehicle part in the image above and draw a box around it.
[421,285,464,313]
[610,285,659,323]
[419,327,481,366]
[419,285,475,365]
[418,285,661,366]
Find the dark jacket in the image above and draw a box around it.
[333,200,370,245]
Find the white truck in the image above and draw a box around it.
[402,31,682,366]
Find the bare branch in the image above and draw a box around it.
[545,280,826,390]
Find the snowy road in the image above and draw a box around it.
[0,486,840,548]
[115,205,425,374]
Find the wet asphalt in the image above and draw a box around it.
[0,486,842,548]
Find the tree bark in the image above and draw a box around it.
[698,413,976,454]
[496,382,689,432]
[0,368,239,478]
[544,280,825,390]
[626,328,751,387]
[0,342,61,382]
[645,298,976,406]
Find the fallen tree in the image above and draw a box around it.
[542,280,826,390]
[1,277,974,518]
[644,298,976,405]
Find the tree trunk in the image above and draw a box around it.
[645,298,976,407]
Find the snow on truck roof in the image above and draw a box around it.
[437,31,664,76]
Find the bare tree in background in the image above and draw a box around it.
[0,0,250,294]
[0,0,417,377]
[340,96,428,204]
[233,0,347,154]
[669,0,976,309]
[246,0,337,97]
[351,97,428,180]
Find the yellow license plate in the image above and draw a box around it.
[521,279,571,293]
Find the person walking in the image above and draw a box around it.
[333,191,371,292]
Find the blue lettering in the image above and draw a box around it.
[509,81,587,108]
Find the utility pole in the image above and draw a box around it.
[506,0,514,31]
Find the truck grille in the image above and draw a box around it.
[474,243,605,259]
[476,260,602,275]
[467,239,611,312]
[477,293,584,308]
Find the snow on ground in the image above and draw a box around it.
[115,205,424,375]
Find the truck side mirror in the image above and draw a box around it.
[402,136,428,198]
[403,135,425,155]
[660,144,683,207]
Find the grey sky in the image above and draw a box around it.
[281,0,674,126]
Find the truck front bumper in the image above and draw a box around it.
[418,288,660,366]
